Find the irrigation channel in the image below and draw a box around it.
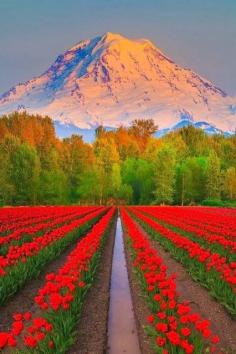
[107,215,141,354]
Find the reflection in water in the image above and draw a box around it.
[108,217,141,354]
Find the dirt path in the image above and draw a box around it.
[133,217,236,353]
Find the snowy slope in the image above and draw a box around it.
[0,32,235,134]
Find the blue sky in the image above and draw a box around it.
[0,0,236,95]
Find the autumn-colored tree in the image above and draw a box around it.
[129,119,158,151]
[114,126,140,160]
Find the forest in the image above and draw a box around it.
[0,111,235,206]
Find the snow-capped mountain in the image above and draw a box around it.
[0,32,236,135]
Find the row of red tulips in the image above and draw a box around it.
[0,207,106,306]
[143,206,236,238]
[201,206,236,218]
[0,206,54,227]
[130,207,236,317]
[0,207,104,277]
[147,205,236,236]
[0,206,97,234]
[138,206,236,254]
[0,206,97,247]
[121,207,219,354]
[0,210,77,247]
[0,206,73,234]
[0,207,115,352]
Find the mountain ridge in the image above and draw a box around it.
[0,32,235,135]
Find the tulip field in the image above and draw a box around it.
[129,206,236,315]
[0,206,235,353]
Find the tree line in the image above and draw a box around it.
[0,112,235,206]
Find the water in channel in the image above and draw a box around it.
[107,216,141,354]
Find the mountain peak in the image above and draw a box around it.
[100,31,156,50]
[0,33,235,134]
[102,31,124,42]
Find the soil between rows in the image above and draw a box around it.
[0,218,103,336]
[0,241,80,334]
[132,216,236,354]
[68,220,116,354]
[123,229,155,354]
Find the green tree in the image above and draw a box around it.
[110,163,121,201]
[61,135,95,203]
[154,145,176,204]
[137,159,155,204]
[206,151,221,200]
[179,125,209,156]
[39,170,68,205]
[223,167,236,200]
[175,157,207,205]
[121,158,138,204]
[0,135,20,205]
[119,184,133,204]
[0,154,14,205]
[77,168,101,204]
[39,148,68,204]
[10,143,40,205]
[94,137,119,203]
[121,158,154,204]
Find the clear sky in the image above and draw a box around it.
[0,0,236,95]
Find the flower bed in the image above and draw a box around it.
[137,206,236,253]
[0,207,106,306]
[129,207,236,317]
[0,207,115,352]
[121,207,220,354]
[0,207,98,248]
